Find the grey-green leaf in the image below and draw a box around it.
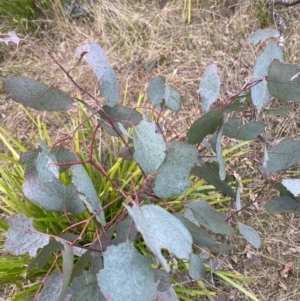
[267,107,290,116]
[66,272,105,301]
[266,196,300,215]
[165,85,183,112]
[97,242,157,301]
[186,109,223,144]
[259,138,300,175]
[75,43,119,107]
[251,41,283,112]
[147,76,166,108]
[175,214,233,252]
[4,214,50,257]
[189,253,206,281]
[186,200,234,236]
[153,141,198,198]
[37,273,63,301]
[223,118,265,141]
[23,154,85,215]
[99,105,142,136]
[125,203,193,273]
[216,116,226,180]
[156,287,180,301]
[55,239,73,301]
[198,64,220,113]
[282,179,300,197]
[248,28,280,45]
[133,120,166,174]
[238,222,260,249]
[268,59,300,103]
[27,239,64,271]
[72,164,106,225]
[153,269,172,292]
[3,76,73,111]
[191,164,235,198]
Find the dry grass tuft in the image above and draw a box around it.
[1,0,300,300]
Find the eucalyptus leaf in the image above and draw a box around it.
[99,105,142,137]
[186,109,223,144]
[247,28,280,45]
[186,200,234,236]
[198,64,220,113]
[72,164,106,225]
[251,41,283,112]
[259,138,300,175]
[238,222,260,249]
[153,141,198,198]
[147,76,166,108]
[165,85,183,112]
[97,242,157,301]
[125,203,192,272]
[266,196,300,215]
[223,118,265,141]
[268,59,300,103]
[75,43,119,107]
[189,253,207,280]
[191,164,235,198]
[3,76,73,111]
[175,214,233,252]
[132,120,166,174]
[4,214,50,257]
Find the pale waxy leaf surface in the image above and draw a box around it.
[176,214,233,252]
[133,120,166,174]
[223,118,265,140]
[66,272,105,301]
[216,116,226,180]
[189,253,206,281]
[268,59,300,102]
[247,28,280,45]
[4,214,50,257]
[238,222,260,249]
[266,196,300,215]
[99,105,142,136]
[97,242,157,301]
[20,146,77,173]
[259,138,300,175]
[72,164,106,225]
[3,76,73,111]
[23,144,85,215]
[153,269,172,292]
[75,43,119,107]
[186,200,234,236]
[251,41,283,112]
[125,203,193,272]
[282,179,300,197]
[164,85,183,112]
[198,64,220,113]
[147,75,166,108]
[37,273,63,301]
[186,109,223,144]
[54,239,74,301]
[156,286,179,301]
[153,141,198,198]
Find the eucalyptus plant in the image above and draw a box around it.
[1,28,300,301]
